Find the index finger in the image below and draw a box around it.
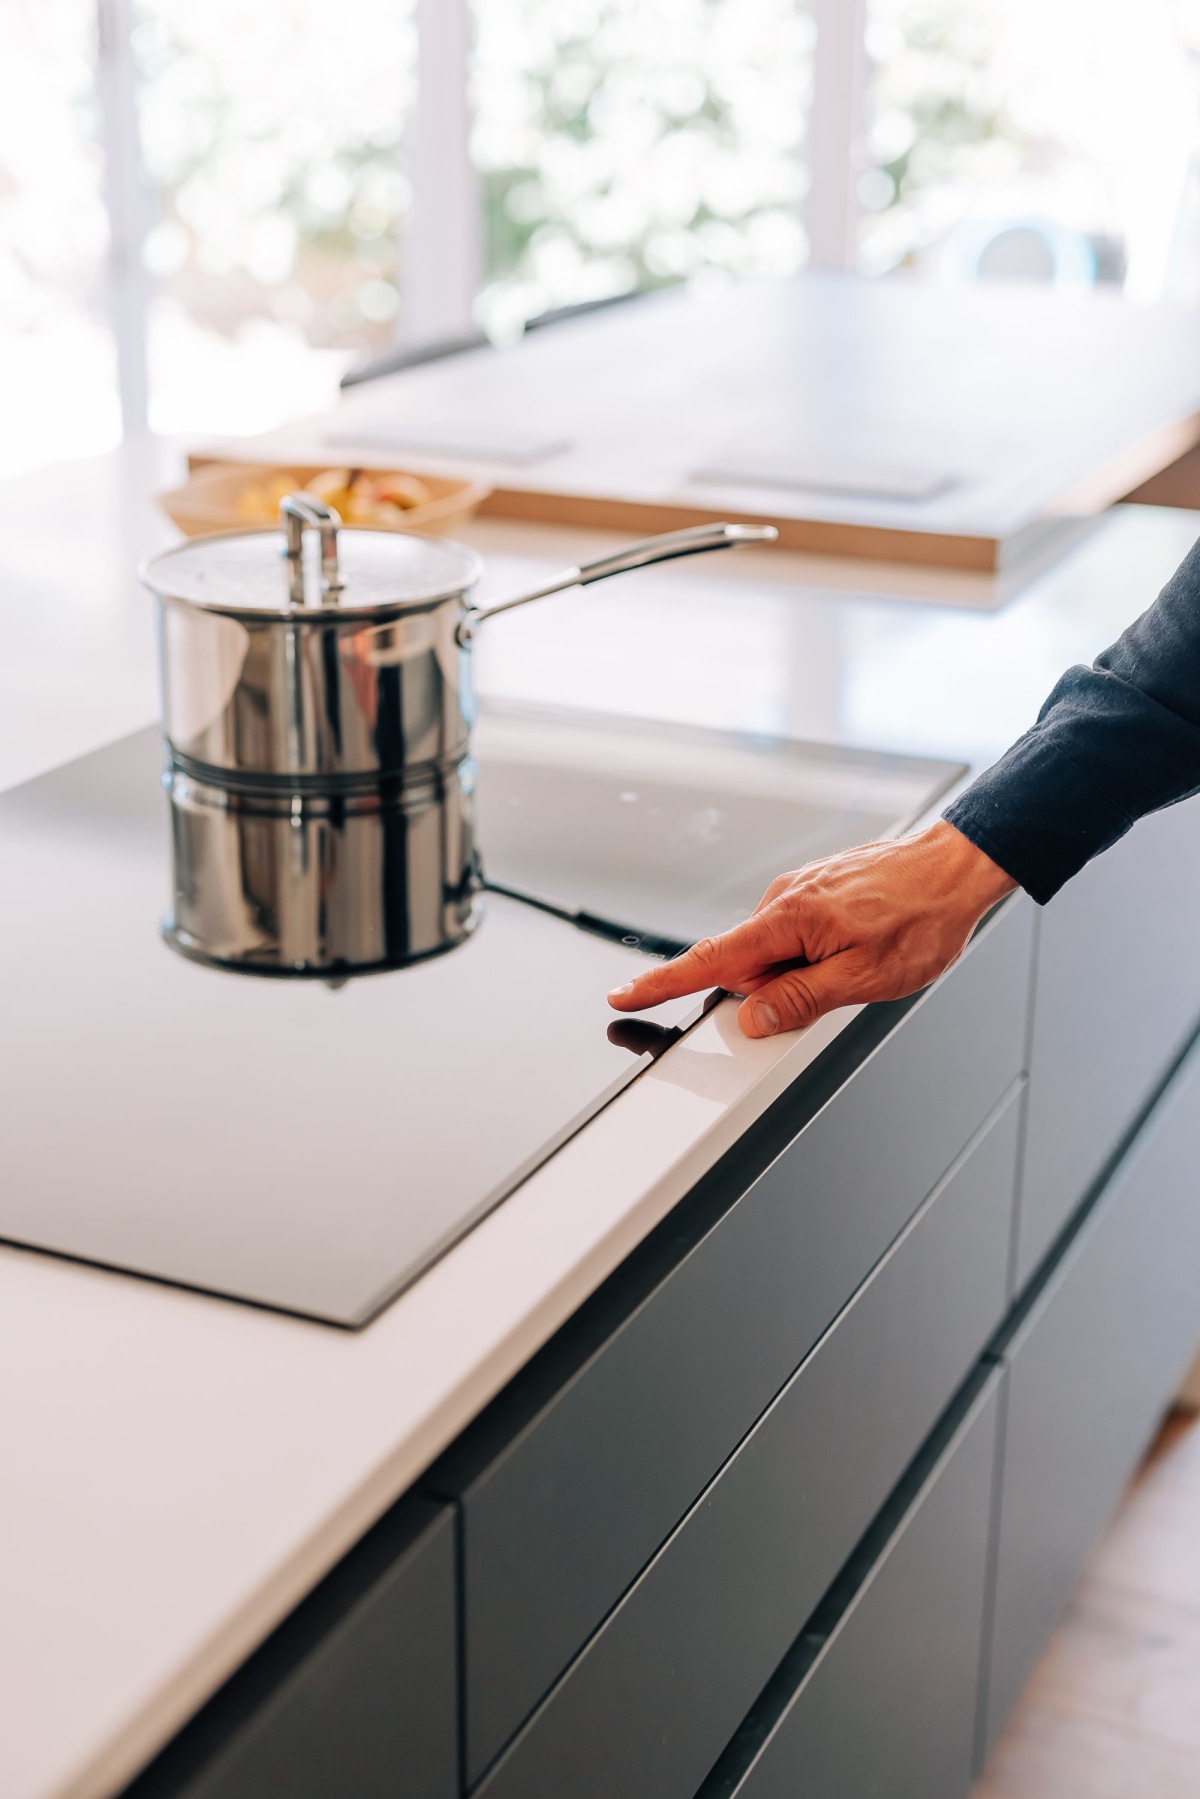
[606,904,806,1012]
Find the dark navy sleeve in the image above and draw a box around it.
[944,533,1200,904]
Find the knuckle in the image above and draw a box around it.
[687,935,724,969]
[759,872,797,906]
[771,972,821,1030]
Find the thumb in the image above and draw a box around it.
[736,956,857,1038]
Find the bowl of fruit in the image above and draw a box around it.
[158,461,491,540]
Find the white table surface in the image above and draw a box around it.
[229,273,1200,571]
[2,442,1198,1799]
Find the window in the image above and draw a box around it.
[0,0,116,476]
[862,0,1200,300]
[134,0,417,435]
[4,0,1200,481]
[470,0,813,338]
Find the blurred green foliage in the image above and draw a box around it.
[471,0,813,336]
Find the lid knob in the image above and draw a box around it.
[280,493,344,607]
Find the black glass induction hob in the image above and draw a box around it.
[0,702,962,1327]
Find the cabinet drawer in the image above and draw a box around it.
[475,1085,1022,1799]
[1018,799,1200,1285]
[700,1371,1002,1799]
[435,896,1032,1784]
[123,1496,457,1799]
[983,1031,1200,1761]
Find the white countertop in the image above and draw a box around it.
[2,444,1198,1799]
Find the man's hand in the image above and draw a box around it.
[607,821,1017,1038]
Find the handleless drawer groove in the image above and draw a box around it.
[982,1030,1200,1759]
[698,1370,1003,1799]
[432,897,1032,1785]
[472,1080,1022,1799]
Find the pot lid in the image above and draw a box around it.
[141,517,483,619]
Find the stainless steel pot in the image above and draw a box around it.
[141,498,775,976]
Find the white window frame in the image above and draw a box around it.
[808,0,868,268]
[96,0,150,435]
[405,0,483,344]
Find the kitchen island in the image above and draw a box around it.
[3,463,1200,1799]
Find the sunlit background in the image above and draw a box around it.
[471,0,813,339]
[5,0,1200,479]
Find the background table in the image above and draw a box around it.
[216,271,1200,580]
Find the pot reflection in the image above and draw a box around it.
[162,755,481,977]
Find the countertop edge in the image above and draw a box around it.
[53,997,864,1799]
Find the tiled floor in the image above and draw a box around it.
[974,1407,1200,1798]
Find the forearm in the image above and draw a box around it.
[947,536,1200,903]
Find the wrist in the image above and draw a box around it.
[920,819,1019,913]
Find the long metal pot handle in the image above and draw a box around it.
[457,521,778,644]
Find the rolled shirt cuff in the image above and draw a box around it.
[943,731,1136,905]
[943,657,1200,904]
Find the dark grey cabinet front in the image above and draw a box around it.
[703,1373,1002,1799]
[982,1033,1200,1762]
[1017,798,1200,1286]
[474,1086,1022,1799]
[434,896,1032,1784]
[122,1496,458,1799]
